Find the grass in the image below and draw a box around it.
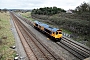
[0,12,16,60]
[20,12,34,20]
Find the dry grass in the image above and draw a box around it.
[20,12,34,20]
[0,12,16,60]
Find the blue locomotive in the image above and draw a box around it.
[33,21,62,41]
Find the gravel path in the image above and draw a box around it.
[10,19,28,60]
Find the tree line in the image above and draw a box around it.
[31,6,66,15]
[0,8,8,13]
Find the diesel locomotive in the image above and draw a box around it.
[33,21,62,41]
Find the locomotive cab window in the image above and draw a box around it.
[56,32,58,35]
[53,32,55,34]
[59,32,62,34]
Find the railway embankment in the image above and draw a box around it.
[0,12,16,60]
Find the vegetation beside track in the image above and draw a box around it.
[0,12,16,60]
[20,12,34,20]
[20,12,90,48]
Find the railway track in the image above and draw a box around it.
[10,12,63,60]
[10,12,37,60]
[17,13,90,60]
[56,39,90,60]
[11,12,90,60]
[63,37,90,55]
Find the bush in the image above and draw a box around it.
[31,13,90,35]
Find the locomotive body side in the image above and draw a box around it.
[33,21,62,41]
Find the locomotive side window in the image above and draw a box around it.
[39,26,41,28]
[35,23,38,26]
[44,28,51,34]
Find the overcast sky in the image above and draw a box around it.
[0,0,90,10]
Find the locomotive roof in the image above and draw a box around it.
[34,21,41,24]
[34,21,59,32]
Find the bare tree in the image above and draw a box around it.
[75,2,90,13]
